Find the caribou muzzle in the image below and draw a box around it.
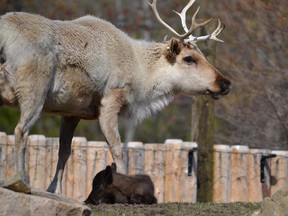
[209,77,231,100]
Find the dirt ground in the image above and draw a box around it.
[90,202,260,216]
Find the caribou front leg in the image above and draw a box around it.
[99,89,127,174]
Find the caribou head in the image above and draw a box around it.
[148,0,231,99]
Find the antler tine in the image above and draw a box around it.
[147,0,182,38]
[185,19,225,43]
[173,2,213,40]
[173,0,195,33]
[190,7,212,32]
[208,19,225,42]
[205,19,225,42]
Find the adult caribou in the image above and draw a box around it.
[0,0,231,193]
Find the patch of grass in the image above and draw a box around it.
[90,202,260,216]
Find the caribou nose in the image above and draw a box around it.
[219,78,231,95]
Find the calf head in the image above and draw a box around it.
[84,165,117,205]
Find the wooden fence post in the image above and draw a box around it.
[6,135,16,178]
[270,150,288,195]
[0,132,7,182]
[213,144,231,203]
[248,149,271,202]
[164,139,197,203]
[144,143,165,203]
[28,135,46,190]
[45,138,59,190]
[71,137,87,200]
[127,142,144,175]
[164,139,183,202]
[64,144,72,197]
[86,141,107,195]
[180,142,198,203]
[230,145,249,202]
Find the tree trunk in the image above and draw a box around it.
[191,32,217,202]
[191,96,215,202]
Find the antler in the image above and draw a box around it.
[147,0,224,43]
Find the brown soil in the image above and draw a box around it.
[90,202,260,216]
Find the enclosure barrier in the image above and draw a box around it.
[0,132,287,203]
[213,144,288,203]
[0,132,197,203]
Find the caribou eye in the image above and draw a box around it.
[183,56,197,64]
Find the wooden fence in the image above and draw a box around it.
[0,133,197,203]
[0,132,288,203]
[213,145,288,203]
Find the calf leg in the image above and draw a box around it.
[130,194,147,204]
[47,116,79,193]
[130,194,157,204]
[99,89,127,174]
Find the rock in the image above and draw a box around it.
[3,173,31,194]
[0,187,91,216]
[253,186,288,216]
[251,210,261,216]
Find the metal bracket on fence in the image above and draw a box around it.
[260,154,276,183]
[188,147,197,176]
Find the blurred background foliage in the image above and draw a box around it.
[0,0,287,150]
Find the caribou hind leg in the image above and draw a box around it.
[9,62,54,187]
[14,99,46,185]
[47,116,80,193]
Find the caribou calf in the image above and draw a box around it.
[84,163,157,205]
[0,0,231,192]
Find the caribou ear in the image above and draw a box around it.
[111,163,117,173]
[104,166,113,185]
[165,37,181,63]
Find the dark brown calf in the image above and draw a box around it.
[84,163,157,205]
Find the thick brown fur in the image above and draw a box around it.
[84,164,157,205]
